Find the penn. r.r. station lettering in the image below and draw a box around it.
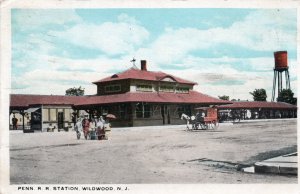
[53,186,79,191]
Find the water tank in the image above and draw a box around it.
[274,51,288,69]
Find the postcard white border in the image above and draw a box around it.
[1,0,300,194]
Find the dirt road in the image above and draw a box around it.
[10,119,297,184]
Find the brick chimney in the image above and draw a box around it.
[141,60,147,71]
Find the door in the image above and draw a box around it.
[58,112,64,129]
[167,106,171,124]
[161,105,165,125]
[161,105,171,125]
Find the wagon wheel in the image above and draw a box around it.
[211,120,219,130]
[233,116,240,123]
[215,120,219,129]
[208,122,214,130]
[233,118,238,122]
[208,122,213,130]
[200,123,208,130]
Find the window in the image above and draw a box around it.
[136,85,152,92]
[42,109,49,121]
[64,108,71,122]
[50,109,57,121]
[152,105,161,116]
[136,103,152,118]
[105,84,121,93]
[119,104,126,119]
[144,104,151,118]
[176,105,191,118]
[159,85,174,92]
[176,87,189,93]
[102,107,108,115]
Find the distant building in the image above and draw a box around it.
[218,101,297,121]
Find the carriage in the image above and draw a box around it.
[181,107,219,130]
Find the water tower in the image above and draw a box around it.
[271,51,291,101]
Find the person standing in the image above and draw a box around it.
[12,115,18,130]
[89,117,97,140]
[75,117,83,139]
[97,116,106,140]
[82,115,90,139]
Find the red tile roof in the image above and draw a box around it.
[10,91,229,108]
[218,101,297,110]
[73,91,229,107]
[92,68,197,85]
[10,94,87,108]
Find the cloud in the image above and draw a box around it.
[11,69,104,95]
[49,14,149,56]
[117,13,139,24]
[134,9,296,65]
[162,55,297,101]
[228,9,296,51]
[11,52,138,95]
[12,9,81,30]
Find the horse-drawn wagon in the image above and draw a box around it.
[181,107,219,130]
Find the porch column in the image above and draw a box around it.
[20,110,25,131]
[130,103,136,126]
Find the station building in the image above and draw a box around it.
[9,60,229,130]
[73,60,229,127]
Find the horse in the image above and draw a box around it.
[181,113,195,130]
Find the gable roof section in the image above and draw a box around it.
[10,92,229,109]
[92,68,197,85]
[218,101,297,110]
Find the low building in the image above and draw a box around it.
[218,101,297,121]
[9,95,87,131]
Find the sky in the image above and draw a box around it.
[11,8,297,101]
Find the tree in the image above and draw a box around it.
[277,89,297,105]
[218,95,229,101]
[65,86,85,96]
[250,89,267,101]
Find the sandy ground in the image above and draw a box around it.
[10,119,297,184]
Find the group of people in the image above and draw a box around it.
[75,115,108,140]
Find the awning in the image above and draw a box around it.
[25,107,40,113]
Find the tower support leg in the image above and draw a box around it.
[272,70,277,102]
